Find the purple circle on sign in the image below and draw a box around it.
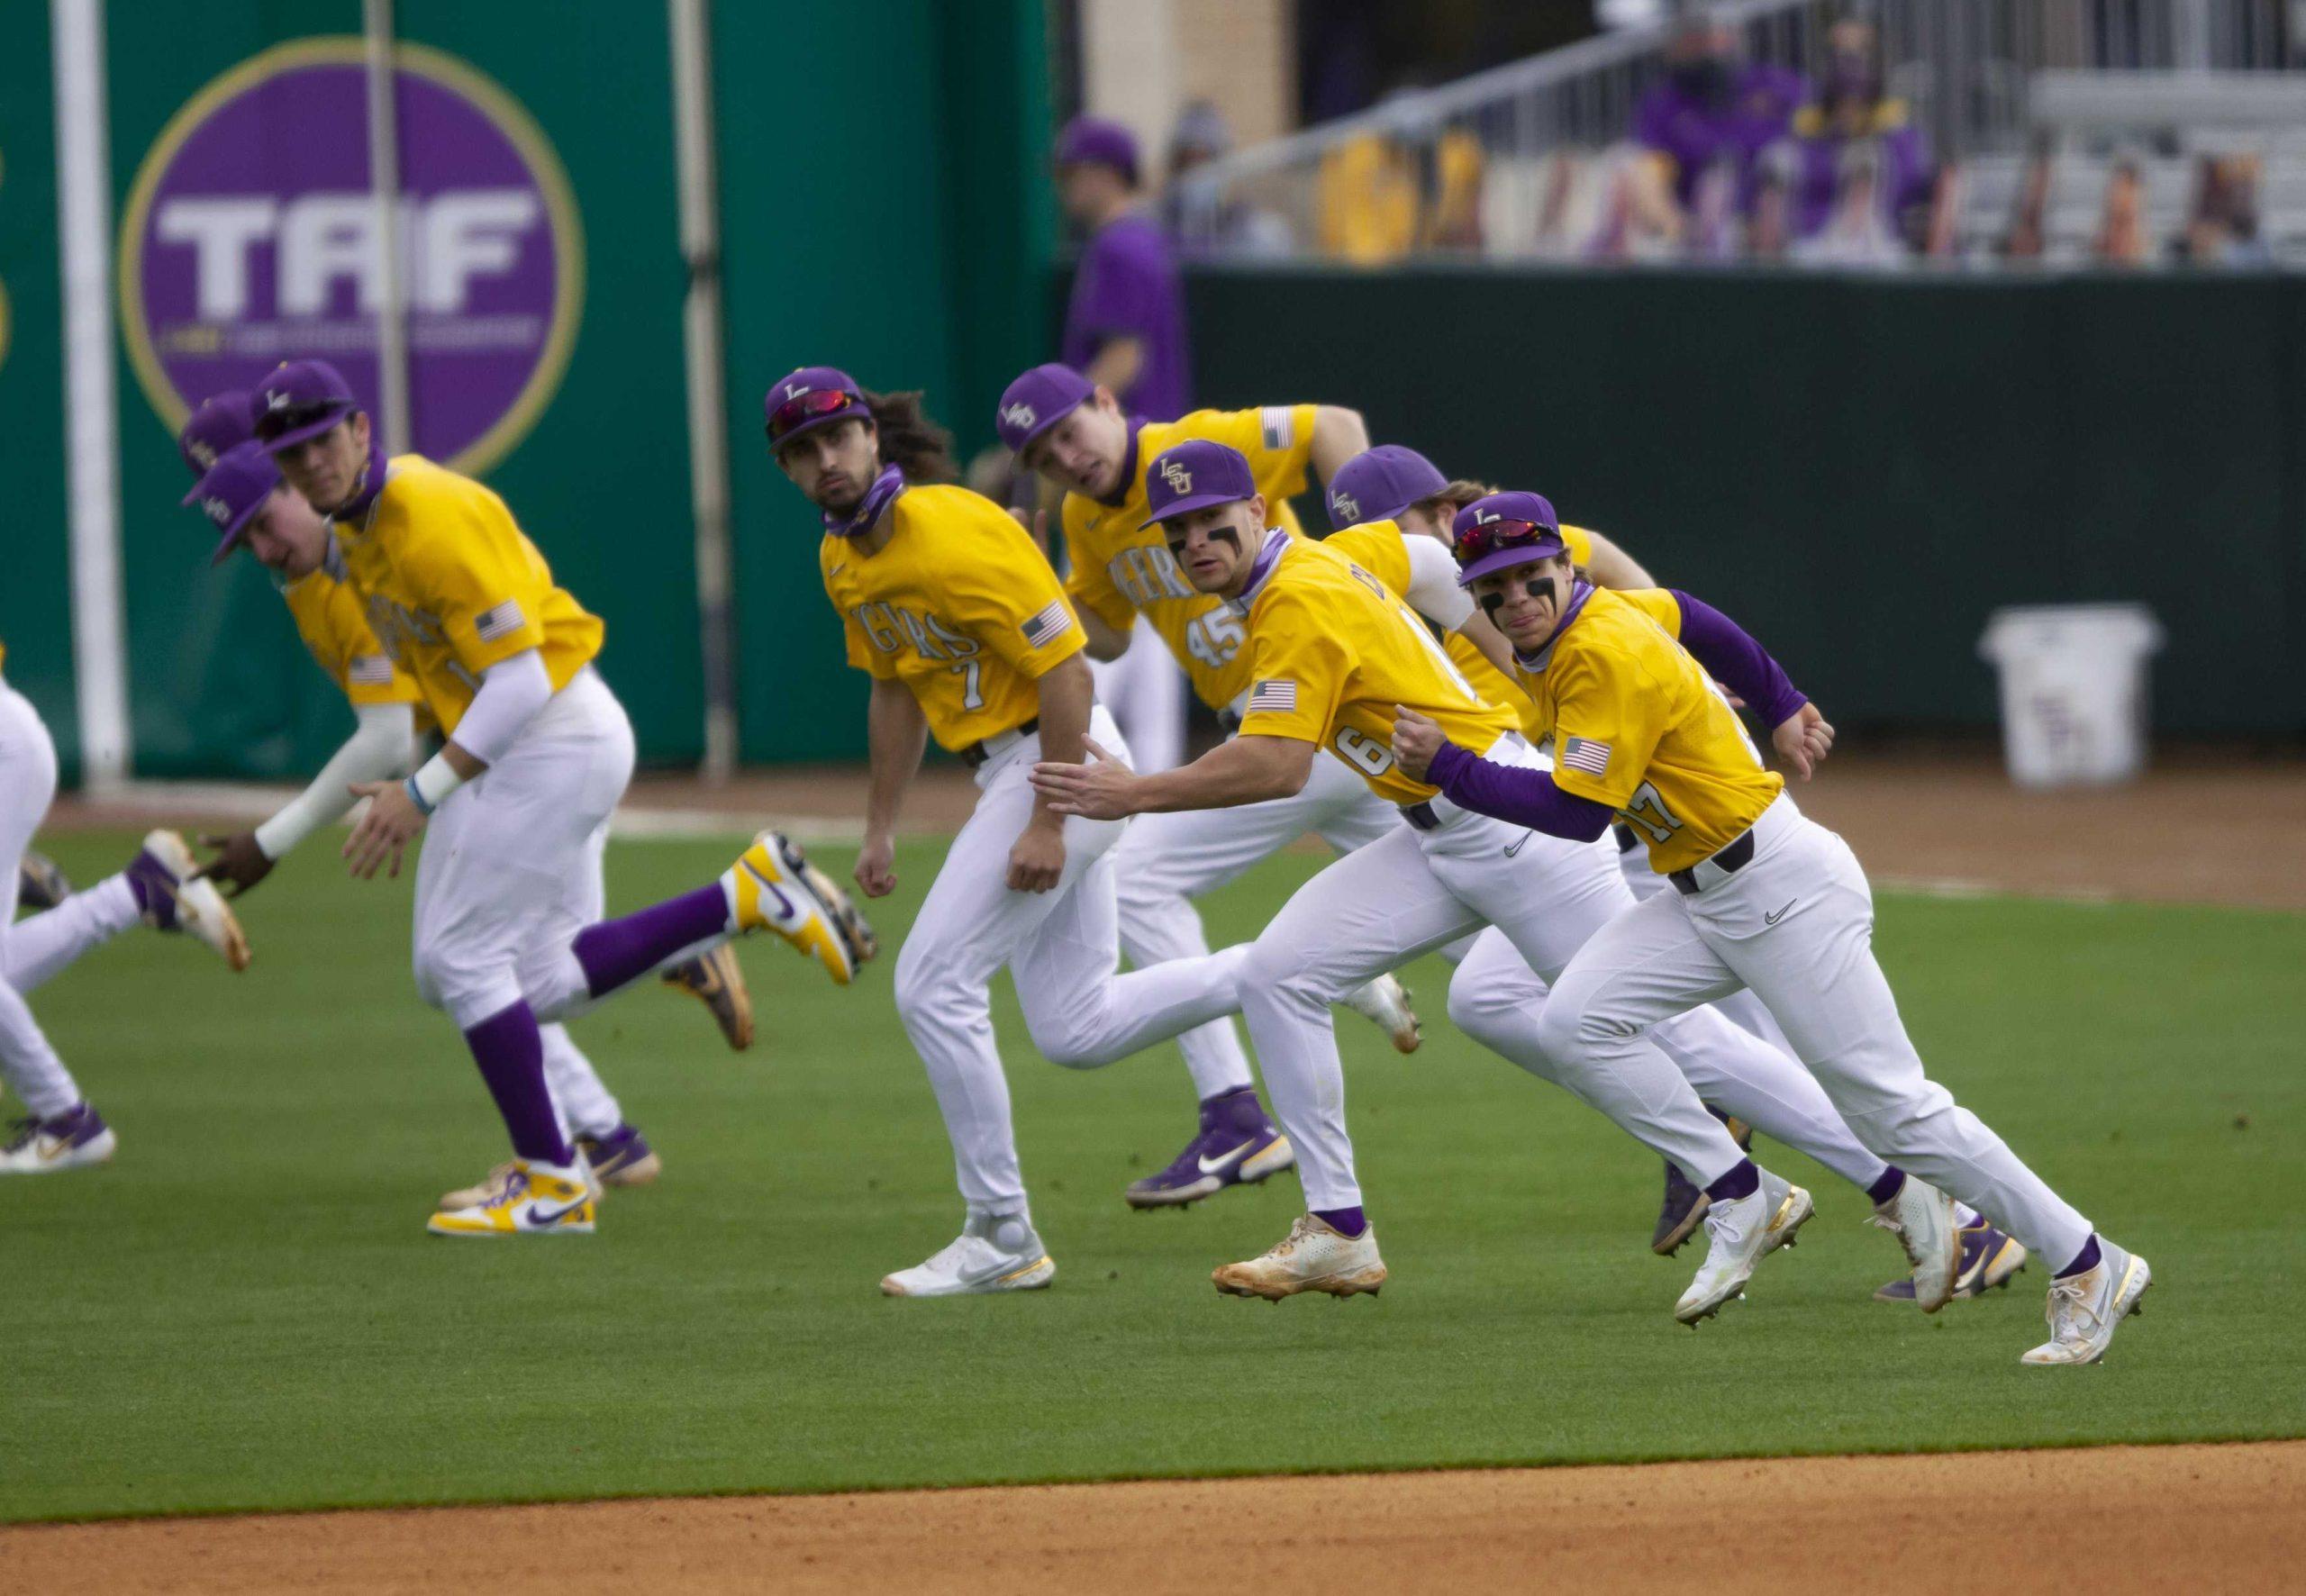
[123,44,580,472]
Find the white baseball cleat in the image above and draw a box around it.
[880,1211,1055,1298]
[1212,1214,1387,1301]
[2020,1240,2152,1366]
[1675,1169,1811,1324]
[129,830,251,971]
[1340,973,1421,1054]
[1868,1174,1962,1312]
[0,1104,116,1174]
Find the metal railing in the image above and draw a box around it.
[1171,0,2295,264]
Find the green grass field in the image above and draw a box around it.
[2,828,2300,1523]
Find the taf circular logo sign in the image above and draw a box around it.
[119,38,582,474]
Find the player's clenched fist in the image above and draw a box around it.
[854,832,899,899]
[1006,821,1066,894]
[1390,706,1447,784]
[343,780,427,880]
[195,830,276,897]
[1772,703,1835,782]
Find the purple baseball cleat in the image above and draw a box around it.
[1652,1108,1752,1256]
[1125,1087,1294,1209]
[0,1102,117,1174]
[576,1123,663,1188]
[1875,1221,2029,1302]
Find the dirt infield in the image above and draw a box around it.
[6,1441,2296,1593]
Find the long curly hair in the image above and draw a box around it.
[863,389,958,484]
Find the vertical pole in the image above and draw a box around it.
[50,0,130,788]
[669,0,737,782]
[364,0,412,451]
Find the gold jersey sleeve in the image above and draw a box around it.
[822,485,1085,752]
[1239,539,1518,805]
[1319,518,1539,724]
[1516,586,1783,873]
[1058,404,1319,712]
[279,571,424,710]
[331,456,604,735]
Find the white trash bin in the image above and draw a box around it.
[1978,603,2163,789]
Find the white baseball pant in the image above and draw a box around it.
[1235,734,1751,1211]
[1088,626,1187,773]
[1540,793,2095,1266]
[1614,824,1794,1053]
[893,706,1252,1214]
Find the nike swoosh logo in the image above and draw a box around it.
[828,562,847,576]
[745,863,797,922]
[1503,832,1533,858]
[524,1198,587,1226]
[1198,1138,1257,1176]
[1765,901,1797,925]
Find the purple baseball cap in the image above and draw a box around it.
[178,390,257,477]
[1055,116,1139,186]
[1453,490,1568,586]
[1326,444,1448,530]
[765,366,871,451]
[995,363,1094,456]
[183,440,285,566]
[253,359,362,452]
[1141,440,1256,529]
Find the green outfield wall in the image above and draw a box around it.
[1186,266,2306,739]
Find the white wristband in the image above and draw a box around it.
[406,753,465,815]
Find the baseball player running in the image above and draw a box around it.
[997,365,1421,1208]
[1391,496,2146,1365]
[0,645,250,1172]
[1033,441,1862,1323]
[1329,450,2026,1301]
[774,366,1271,1296]
[253,358,871,1237]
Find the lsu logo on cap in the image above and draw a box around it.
[186,439,219,468]
[200,495,231,528]
[1474,508,1502,524]
[1330,491,1360,524]
[1002,403,1036,431]
[264,388,293,412]
[782,381,813,400]
[1160,458,1193,494]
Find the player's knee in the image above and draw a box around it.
[1535,980,1639,1062]
[1445,969,1512,1048]
[893,937,972,1029]
[1027,1012,1106,1070]
[1239,938,1329,1019]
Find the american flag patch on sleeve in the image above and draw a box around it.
[1021,598,1071,649]
[1247,678,1298,715]
[1560,735,1612,777]
[348,654,395,686]
[473,598,526,644]
[1260,405,1295,451]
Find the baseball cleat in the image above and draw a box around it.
[662,944,755,1050]
[1675,1169,1811,1325]
[440,1153,606,1211]
[128,830,251,971]
[2020,1240,2151,1366]
[1653,1110,1752,1256]
[18,848,72,911]
[723,830,873,985]
[576,1123,661,1187]
[1868,1174,1962,1312]
[880,1210,1054,1297]
[0,1103,115,1174]
[1875,1221,2028,1303]
[1212,1214,1386,1301]
[1340,973,1421,1054]
[1125,1086,1294,1209]
[428,1160,595,1238]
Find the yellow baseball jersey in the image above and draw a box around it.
[1505,586,1780,874]
[1060,404,1317,712]
[330,456,604,736]
[822,484,1086,753]
[279,571,423,711]
[1321,519,1599,720]
[1237,537,1518,805]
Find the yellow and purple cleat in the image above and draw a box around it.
[722,830,876,986]
[427,1159,595,1238]
[662,943,756,1050]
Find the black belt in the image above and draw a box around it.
[1668,829,1756,896]
[1612,822,1639,854]
[959,717,1039,769]
[1403,802,1439,831]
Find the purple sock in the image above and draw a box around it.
[463,1000,572,1165]
[1705,1159,1759,1202]
[2056,1233,2102,1279]
[1313,1204,1366,1238]
[570,884,730,998]
[1866,1167,1908,1206]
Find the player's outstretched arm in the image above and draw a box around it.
[1010,653,1094,893]
[1580,529,1656,590]
[857,678,930,899]
[200,703,417,896]
[1392,707,1614,841]
[1308,404,1371,485]
[1030,731,1313,821]
[1660,590,1833,775]
[344,650,549,879]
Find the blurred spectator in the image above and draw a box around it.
[1788,19,1931,246]
[1792,146,1908,268]
[1746,152,1795,260]
[1056,116,1191,422]
[2181,154,2273,268]
[1162,101,1294,260]
[2093,157,2153,266]
[1998,136,2056,262]
[1317,122,1421,264]
[1631,10,1807,238]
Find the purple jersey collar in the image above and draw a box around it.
[1224,525,1292,615]
[826,463,906,538]
[1513,578,1597,675]
[331,435,393,525]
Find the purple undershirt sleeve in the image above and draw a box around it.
[1666,590,1810,730]
[1427,742,1616,841]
